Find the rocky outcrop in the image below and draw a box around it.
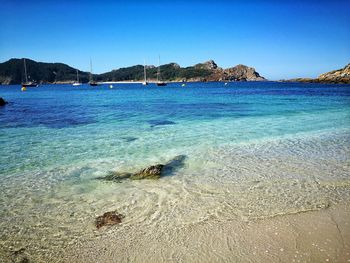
[0,97,8,106]
[194,60,219,70]
[98,155,187,182]
[223,64,266,81]
[288,64,350,84]
[317,64,350,84]
[95,211,124,229]
[208,64,266,81]
[130,164,164,180]
[169,63,181,69]
[192,61,265,81]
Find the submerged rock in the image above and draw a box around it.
[0,97,8,106]
[100,171,133,181]
[130,164,164,180]
[97,155,187,181]
[95,211,124,229]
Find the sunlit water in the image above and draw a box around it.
[0,82,350,261]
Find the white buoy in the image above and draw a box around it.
[109,85,113,89]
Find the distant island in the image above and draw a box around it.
[0,58,266,85]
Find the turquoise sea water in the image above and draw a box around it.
[0,82,350,261]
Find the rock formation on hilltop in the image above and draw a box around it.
[194,60,218,70]
[191,60,266,82]
[210,64,266,82]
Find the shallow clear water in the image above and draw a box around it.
[0,82,350,261]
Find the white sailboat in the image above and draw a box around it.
[142,59,148,85]
[22,58,38,87]
[89,58,98,86]
[72,69,82,86]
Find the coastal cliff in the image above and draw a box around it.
[0,58,266,84]
[288,63,350,84]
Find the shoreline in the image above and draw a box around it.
[0,80,270,85]
[1,80,350,86]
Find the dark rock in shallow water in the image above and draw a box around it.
[95,211,124,229]
[0,97,8,106]
[97,171,133,182]
[97,155,187,182]
[148,120,176,127]
[130,164,164,180]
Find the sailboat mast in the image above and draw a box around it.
[24,58,28,83]
[144,59,147,83]
[157,55,160,82]
[90,58,93,82]
[76,69,79,82]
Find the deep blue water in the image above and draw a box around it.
[1,82,349,130]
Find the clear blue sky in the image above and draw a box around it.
[0,0,349,80]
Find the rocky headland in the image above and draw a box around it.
[287,63,350,84]
[191,60,266,82]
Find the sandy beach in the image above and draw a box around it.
[61,202,350,263]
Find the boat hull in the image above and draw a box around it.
[156,82,167,86]
[22,83,38,87]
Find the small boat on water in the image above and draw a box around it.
[72,69,82,86]
[156,55,167,86]
[22,58,38,87]
[142,59,148,86]
[22,81,38,88]
[89,58,99,86]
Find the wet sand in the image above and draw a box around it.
[62,202,350,263]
